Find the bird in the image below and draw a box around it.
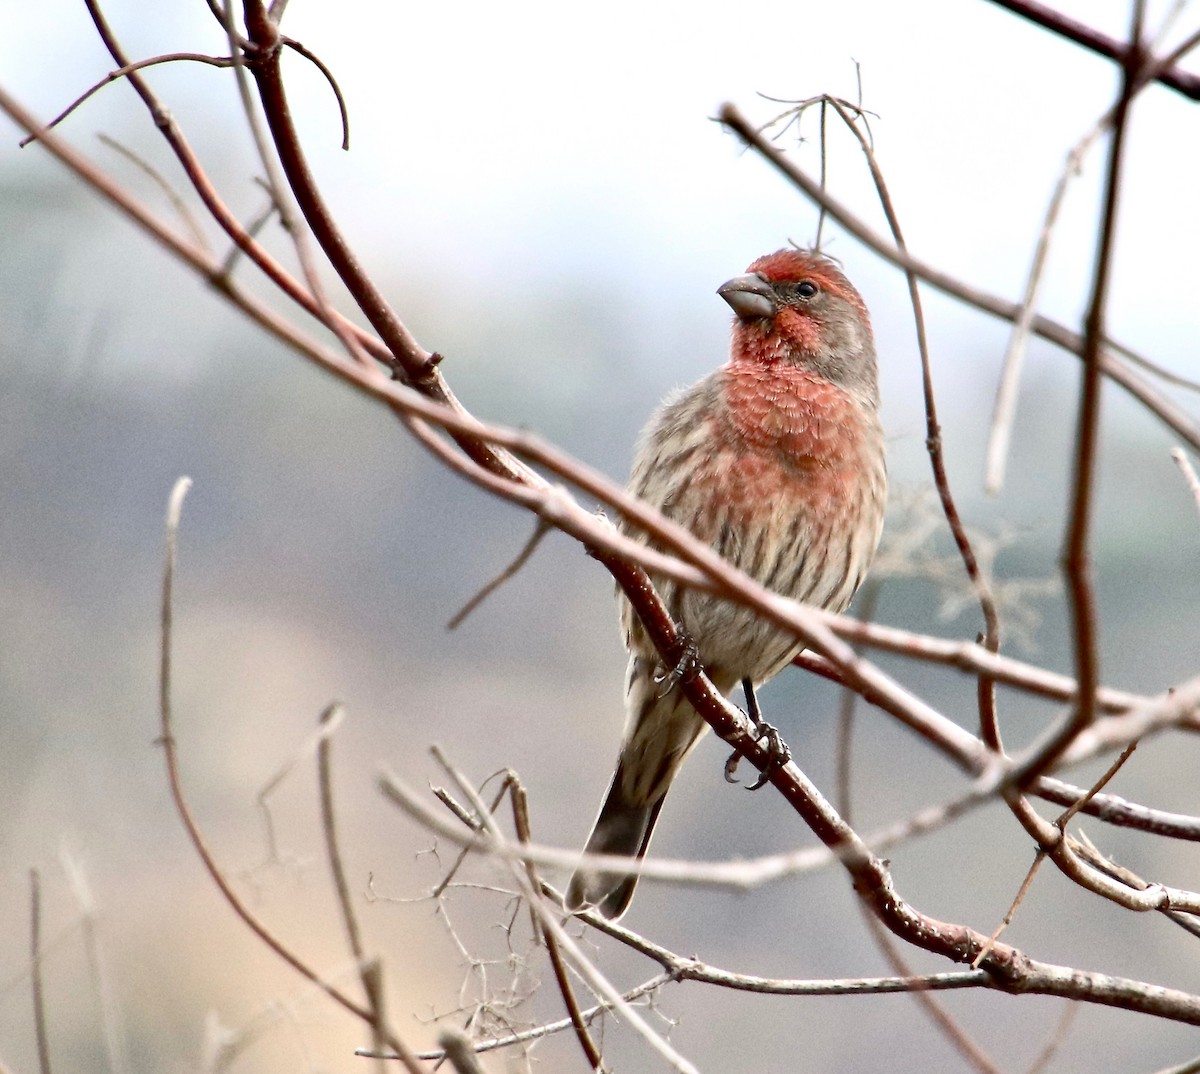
[565,248,887,920]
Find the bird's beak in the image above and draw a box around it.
[717,273,777,322]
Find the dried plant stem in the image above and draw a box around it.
[158,479,425,1073]
[29,870,52,1074]
[1018,5,1145,786]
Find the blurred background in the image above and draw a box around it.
[1,0,1198,1071]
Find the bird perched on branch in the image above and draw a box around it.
[566,249,887,920]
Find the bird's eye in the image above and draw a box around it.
[795,280,819,299]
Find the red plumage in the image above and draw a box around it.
[567,250,887,919]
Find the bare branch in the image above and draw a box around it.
[983,0,1200,100]
[508,778,607,1072]
[715,102,1200,453]
[316,704,391,1071]
[30,869,52,1074]
[448,521,553,631]
[157,478,425,1071]
[280,35,350,150]
[426,748,701,1074]
[1020,4,1143,785]
[1173,448,1200,517]
[17,53,235,149]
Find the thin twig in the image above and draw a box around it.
[30,869,52,1074]
[1017,4,1145,786]
[157,478,424,1072]
[316,703,390,1073]
[509,779,607,1071]
[1114,340,1200,392]
[281,35,350,150]
[715,102,1200,453]
[429,776,517,900]
[1024,1003,1079,1074]
[96,134,211,254]
[825,96,1004,751]
[17,53,235,148]
[985,117,1102,495]
[1172,448,1200,517]
[254,705,346,865]
[982,0,1200,99]
[447,521,552,630]
[861,910,1002,1074]
[972,852,1046,970]
[426,748,701,1074]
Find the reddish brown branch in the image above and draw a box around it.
[983,0,1200,100]
[281,35,350,150]
[1015,7,1144,786]
[823,97,1003,750]
[18,52,235,149]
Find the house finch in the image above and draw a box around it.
[566,249,887,920]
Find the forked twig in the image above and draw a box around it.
[975,742,1139,966]
[983,0,1200,99]
[427,748,700,1074]
[985,21,1200,494]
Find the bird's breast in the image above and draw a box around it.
[712,365,872,515]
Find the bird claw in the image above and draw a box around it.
[655,633,701,697]
[725,677,790,789]
[727,720,791,789]
[723,750,742,784]
[746,720,791,790]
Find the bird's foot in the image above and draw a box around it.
[655,632,701,697]
[746,720,791,790]
[724,678,791,789]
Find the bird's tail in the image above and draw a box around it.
[564,760,668,920]
[566,666,708,920]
